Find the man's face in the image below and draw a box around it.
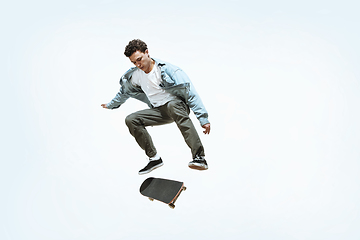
[129,49,152,73]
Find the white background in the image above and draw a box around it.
[1,0,360,239]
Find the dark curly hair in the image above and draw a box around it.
[124,39,148,57]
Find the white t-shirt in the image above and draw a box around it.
[131,65,176,107]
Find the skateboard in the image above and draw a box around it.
[139,177,186,209]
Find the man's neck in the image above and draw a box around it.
[145,59,155,74]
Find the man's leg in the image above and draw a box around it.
[125,108,173,158]
[165,99,205,158]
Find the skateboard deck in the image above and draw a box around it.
[140,177,186,209]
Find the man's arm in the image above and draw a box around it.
[102,68,138,110]
[171,69,210,127]
[104,89,130,109]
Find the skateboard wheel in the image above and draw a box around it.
[149,198,154,201]
[183,186,187,191]
[169,203,175,209]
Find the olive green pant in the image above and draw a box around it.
[125,99,205,159]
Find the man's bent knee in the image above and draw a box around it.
[125,113,138,127]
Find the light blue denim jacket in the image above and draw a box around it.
[106,58,210,126]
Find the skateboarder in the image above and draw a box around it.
[101,39,210,175]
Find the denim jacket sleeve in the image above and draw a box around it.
[171,68,210,126]
[106,67,153,109]
[106,69,134,109]
[106,86,130,109]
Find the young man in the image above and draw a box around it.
[101,39,210,175]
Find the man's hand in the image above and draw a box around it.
[101,104,108,109]
[202,123,210,134]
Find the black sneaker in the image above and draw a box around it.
[138,158,164,175]
[188,156,208,170]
